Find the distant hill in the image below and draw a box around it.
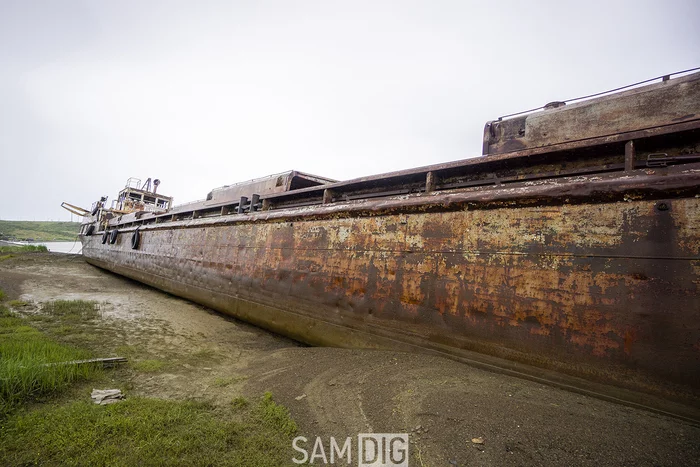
[0,221,81,242]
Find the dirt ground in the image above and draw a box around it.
[1,253,699,467]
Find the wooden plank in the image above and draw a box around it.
[42,357,128,368]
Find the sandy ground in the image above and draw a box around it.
[1,253,698,466]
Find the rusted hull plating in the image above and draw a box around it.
[81,167,700,419]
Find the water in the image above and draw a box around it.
[31,241,82,254]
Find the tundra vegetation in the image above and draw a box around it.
[0,220,80,242]
[0,271,299,465]
[0,244,49,262]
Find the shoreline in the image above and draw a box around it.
[0,240,82,254]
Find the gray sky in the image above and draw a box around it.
[1,0,698,221]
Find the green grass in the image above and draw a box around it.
[0,245,49,261]
[231,396,249,409]
[0,244,49,254]
[0,393,299,466]
[0,290,301,465]
[0,305,99,416]
[52,325,76,336]
[0,220,80,242]
[115,344,138,356]
[133,359,166,373]
[255,391,298,437]
[213,376,235,387]
[42,300,100,321]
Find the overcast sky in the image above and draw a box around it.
[1,0,698,221]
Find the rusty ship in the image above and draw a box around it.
[65,71,700,420]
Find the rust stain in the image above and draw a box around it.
[75,73,700,418]
[624,330,636,355]
[82,195,700,409]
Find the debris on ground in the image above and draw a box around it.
[91,389,125,405]
[44,357,128,369]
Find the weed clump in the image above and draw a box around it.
[254,391,298,437]
[133,359,165,373]
[213,377,232,387]
[0,305,14,318]
[231,396,248,409]
[42,300,99,321]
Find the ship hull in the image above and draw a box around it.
[81,167,700,419]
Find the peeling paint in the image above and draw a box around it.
[82,194,700,408]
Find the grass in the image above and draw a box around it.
[0,245,49,254]
[213,377,232,387]
[0,289,302,465]
[0,220,80,242]
[255,391,298,437]
[115,344,138,357]
[0,393,299,466]
[0,245,49,262]
[42,300,100,321]
[133,359,166,373]
[53,325,76,336]
[231,396,249,409]
[0,245,49,261]
[214,375,248,388]
[191,347,218,359]
[0,304,100,417]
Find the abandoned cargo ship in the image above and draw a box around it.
[66,71,700,420]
